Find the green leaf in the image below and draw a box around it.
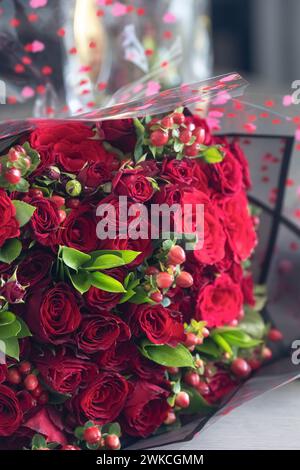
[74,426,85,440]
[31,434,47,450]
[90,272,126,293]
[196,338,221,359]
[0,319,21,339]
[140,341,195,368]
[212,328,262,349]
[69,270,92,294]
[89,250,141,265]
[12,200,36,227]
[0,238,22,264]
[108,423,121,437]
[212,333,233,356]
[14,178,29,193]
[202,146,224,163]
[239,310,266,340]
[0,311,16,326]
[180,386,214,415]
[22,142,41,174]
[134,119,146,162]
[61,246,91,271]
[83,254,126,271]
[16,317,32,339]
[2,337,20,360]
[129,287,154,305]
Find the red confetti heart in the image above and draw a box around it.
[294,209,300,219]
[163,31,173,40]
[79,79,89,86]
[42,66,53,75]
[290,242,299,252]
[264,99,275,107]
[285,178,294,187]
[161,61,169,68]
[7,96,17,105]
[145,49,154,56]
[96,9,104,17]
[89,41,97,49]
[10,18,20,27]
[27,13,39,22]
[36,85,46,95]
[87,101,96,108]
[97,82,107,91]
[126,5,135,13]
[22,56,32,65]
[136,7,145,15]
[69,47,77,54]
[57,28,65,37]
[14,64,25,73]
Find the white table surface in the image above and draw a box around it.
[154,380,300,450]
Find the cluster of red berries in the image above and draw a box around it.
[82,426,120,450]
[146,246,194,303]
[148,111,206,157]
[6,361,49,405]
[1,146,31,185]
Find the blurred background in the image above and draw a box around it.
[0,0,297,118]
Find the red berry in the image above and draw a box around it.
[50,195,65,208]
[58,210,67,224]
[31,384,43,398]
[196,381,210,396]
[230,358,251,378]
[167,367,179,375]
[105,434,120,450]
[5,168,21,185]
[248,358,261,370]
[176,271,193,288]
[7,368,22,385]
[150,291,163,303]
[66,198,80,209]
[145,266,160,276]
[83,426,101,445]
[202,327,209,338]
[19,361,32,375]
[185,143,200,157]
[24,374,39,391]
[23,157,31,169]
[184,333,198,348]
[29,189,43,198]
[268,328,283,342]
[172,112,185,125]
[156,272,174,289]
[262,347,272,360]
[61,445,79,451]
[167,246,186,265]
[150,130,169,147]
[8,148,21,162]
[179,129,192,144]
[164,411,176,425]
[184,372,200,387]
[193,127,206,144]
[38,391,49,405]
[161,116,174,129]
[175,391,190,409]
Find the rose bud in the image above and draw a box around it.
[66,179,82,197]
[45,166,61,181]
[0,281,26,303]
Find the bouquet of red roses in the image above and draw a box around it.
[0,78,282,451]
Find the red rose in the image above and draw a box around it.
[100,119,136,153]
[122,380,170,437]
[29,196,60,247]
[0,385,23,437]
[222,191,257,261]
[192,161,210,193]
[76,313,131,354]
[17,250,54,288]
[0,365,7,384]
[161,158,194,185]
[131,354,166,385]
[25,283,81,344]
[241,272,255,306]
[175,188,226,265]
[78,161,114,189]
[206,150,243,199]
[72,372,128,425]
[97,342,136,373]
[112,166,155,203]
[206,369,237,404]
[230,140,252,190]
[0,190,20,248]
[31,146,56,177]
[35,349,98,395]
[30,123,114,173]
[58,204,98,252]
[85,268,125,312]
[127,304,185,346]
[196,273,243,328]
